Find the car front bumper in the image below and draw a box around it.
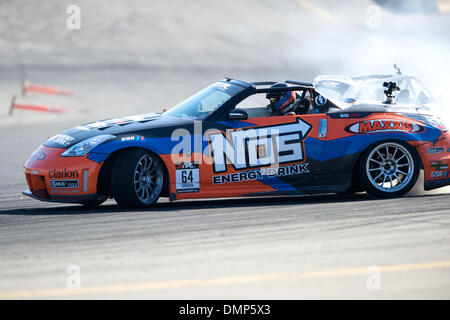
[23,145,102,203]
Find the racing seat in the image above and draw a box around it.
[285,92,309,115]
[296,97,310,114]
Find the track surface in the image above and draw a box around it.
[0,193,450,299]
[1,0,450,299]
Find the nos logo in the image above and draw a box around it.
[208,118,311,173]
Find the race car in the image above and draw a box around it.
[23,77,450,208]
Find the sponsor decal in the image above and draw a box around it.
[431,161,448,170]
[176,162,197,169]
[430,171,449,178]
[427,147,445,154]
[120,135,145,142]
[314,95,327,106]
[345,120,424,134]
[30,150,46,160]
[50,180,79,188]
[51,189,80,193]
[208,118,311,173]
[175,162,199,193]
[49,169,79,179]
[48,134,74,147]
[213,163,309,185]
[339,113,363,118]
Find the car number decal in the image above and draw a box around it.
[176,162,199,193]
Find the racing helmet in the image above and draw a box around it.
[266,82,296,114]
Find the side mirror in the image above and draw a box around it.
[228,108,248,120]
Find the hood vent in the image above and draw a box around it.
[96,117,157,130]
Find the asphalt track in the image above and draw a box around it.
[0,0,449,299]
[1,190,450,299]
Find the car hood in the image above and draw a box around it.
[43,113,194,148]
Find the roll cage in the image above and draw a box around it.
[206,78,341,121]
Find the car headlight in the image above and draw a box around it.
[61,134,115,157]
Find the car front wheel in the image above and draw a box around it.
[111,149,164,208]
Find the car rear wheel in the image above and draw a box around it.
[359,141,419,198]
[111,149,164,208]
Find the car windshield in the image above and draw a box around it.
[163,82,242,120]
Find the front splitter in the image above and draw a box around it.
[23,189,100,204]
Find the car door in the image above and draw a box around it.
[198,113,327,197]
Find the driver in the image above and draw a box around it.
[266,83,301,116]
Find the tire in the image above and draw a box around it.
[111,149,164,208]
[359,141,420,198]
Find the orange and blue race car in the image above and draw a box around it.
[23,77,450,208]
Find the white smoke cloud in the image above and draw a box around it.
[288,3,450,195]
